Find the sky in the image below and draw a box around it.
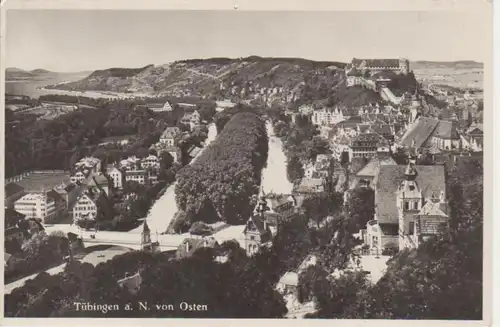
[5,10,489,72]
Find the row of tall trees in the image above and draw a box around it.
[175,112,268,227]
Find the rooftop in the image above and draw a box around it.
[12,171,71,193]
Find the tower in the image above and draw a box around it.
[397,159,422,249]
[399,58,410,75]
[141,221,152,252]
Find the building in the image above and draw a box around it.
[180,110,201,130]
[276,272,299,296]
[311,107,345,126]
[70,168,92,184]
[465,123,483,151]
[349,151,396,189]
[363,161,447,253]
[120,156,142,171]
[106,165,124,190]
[125,170,149,185]
[295,178,325,194]
[399,116,461,151]
[5,183,26,209]
[72,187,112,224]
[141,221,160,253]
[159,127,181,146]
[141,154,160,169]
[74,157,101,174]
[176,236,220,259]
[348,58,410,76]
[243,215,272,256]
[88,174,111,196]
[349,133,387,161]
[14,193,58,223]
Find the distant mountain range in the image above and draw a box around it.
[411,60,483,70]
[5,67,92,81]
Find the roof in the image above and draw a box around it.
[269,195,295,210]
[89,174,109,186]
[432,120,460,140]
[352,58,401,68]
[417,201,448,217]
[466,123,484,134]
[10,171,70,193]
[375,165,446,224]
[188,146,202,157]
[244,215,272,236]
[372,124,392,135]
[5,183,25,197]
[356,156,397,178]
[346,67,362,77]
[400,117,440,148]
[161,127,181,138]
[278,272,299,286]
[143,221,150,233]
[177,236,220,257]
[351,133,385,146]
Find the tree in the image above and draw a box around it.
[286,155,304,184]
[345,186,375,232]
[302,192,330,228]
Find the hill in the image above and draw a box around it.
[49,57,347,97]
[411,61,483,70]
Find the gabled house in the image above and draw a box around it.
[88,174,111,197]
[363,161,447,253]
[243,215,273,256]
[399,116,462,151]
[141,154,160,170]
[159,127,181,146]
[72,187,112,225]
[106,165,124,190]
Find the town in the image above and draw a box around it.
[4,56,484,319]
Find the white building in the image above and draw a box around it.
[311,107,345,126]
[106,166,124,190]
[74,157,102,173]
[14,193,57,223]
[141,155,160,169]
[125,170,149,185]
[159,127,181,146]
[72,189,106,223]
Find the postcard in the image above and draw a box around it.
[0,0,493,326]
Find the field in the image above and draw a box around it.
[413,67,483,90]
[9,171,70,192]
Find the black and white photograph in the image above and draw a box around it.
[1,0,492,324]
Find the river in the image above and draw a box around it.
[260,121,294,195]
[128,123,218,234]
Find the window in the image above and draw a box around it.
[413,201,418,210]
[250,236,255,241]
[409,222,415,235]
[404,201,409,210]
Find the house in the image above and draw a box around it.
[349,148,396,189]
[74,157,101,173]
[70,168,92,184]
[176,236,220,259]
[120,156,142,171]
[181,110,201,130]
[276,272,299,296]
[141,154,160,169]
[88,173,111,196]
[159,127,181,146]
[345,67,364,87]
[349,133,387,161]
[5,183,26,209]
[399,116,462,151]
[465,123,483,151]
[363,161,447,253]
[14,193,59,223]
[72,187,112,224]
[125,170,149,185]
[261,194,297,226]
[243,215,273,256]
[106,165,124,190]
[311,107,345,126]
[295,178,325,194]
[348,58,410,75]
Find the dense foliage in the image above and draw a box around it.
[175,112,268,227]
[5,246,287,318]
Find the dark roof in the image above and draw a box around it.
[372,124,392,135]
[143,221,150,233]
[5,183,25,197]
[346,67,362,76]
[244,215,272,237]
[379,224,399,235]
[89,174,110,186]
[375,165,446,224]
[5,208,26,228]
[400,117,439,148]
[432,120,460,139]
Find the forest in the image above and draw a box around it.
[174,111,268,230]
